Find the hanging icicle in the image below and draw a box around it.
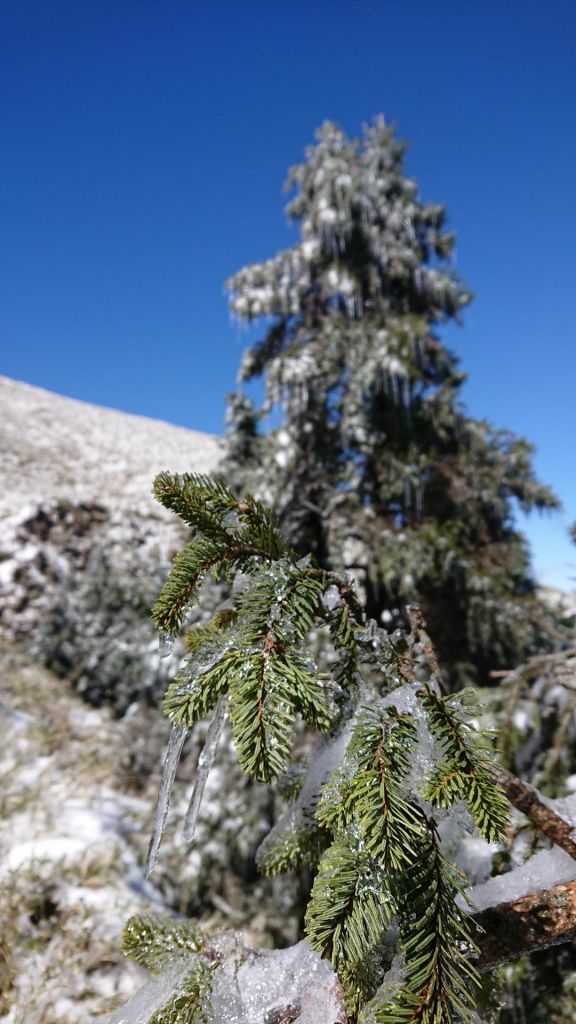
[145,723,188,876]
[183,696,228,843]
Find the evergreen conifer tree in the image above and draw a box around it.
[221,118,559,687]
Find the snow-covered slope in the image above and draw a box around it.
[0,375,221,518]
[0,376,222,709]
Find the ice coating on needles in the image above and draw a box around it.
[256,684,426,869]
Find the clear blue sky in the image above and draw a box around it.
[1,1,575,589]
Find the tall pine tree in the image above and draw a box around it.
[221,118,559,687]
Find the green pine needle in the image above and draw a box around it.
[121,915,205,972]
[418,687,510,842]
[306,837,394,972]
[163,649,243,726]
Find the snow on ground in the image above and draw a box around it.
[0,375,222,706]
[0,646,167,1022]
[0,375,221,519]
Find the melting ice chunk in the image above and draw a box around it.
[321,585,342,612]
[209,940,346,1024]
[158,633,175,659]
[92,941,345,1024]
[91,956,196,1024]
[295,553,312,569]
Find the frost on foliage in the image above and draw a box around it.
[0,648,168,1023]
[0,376,220,713]
[486,642,576,793]
[0,501,178,711]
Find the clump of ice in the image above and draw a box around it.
[210,940,344,1024]
[92,957,197,1024]
[359,953,405,1024]
[93,941,345,1024]
[321,584,342,612]
[437,804,498,886]
[256,711,355,867]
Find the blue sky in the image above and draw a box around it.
[1,1,575,589]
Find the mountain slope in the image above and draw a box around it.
[0,376,222,708]
[0,375,220,518]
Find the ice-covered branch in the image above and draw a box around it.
[464,791,576,968]
[473,878,576,971]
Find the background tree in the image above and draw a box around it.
[221,118,559,688]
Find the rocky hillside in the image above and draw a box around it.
[0,376,221,708]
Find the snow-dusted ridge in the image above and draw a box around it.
[0,375,221,518]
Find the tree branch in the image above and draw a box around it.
[494,767,576,860]
[473,878,576,971]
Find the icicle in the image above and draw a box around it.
[183,696,228,843]
[158,632,175,659]
[145,723,188,876]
